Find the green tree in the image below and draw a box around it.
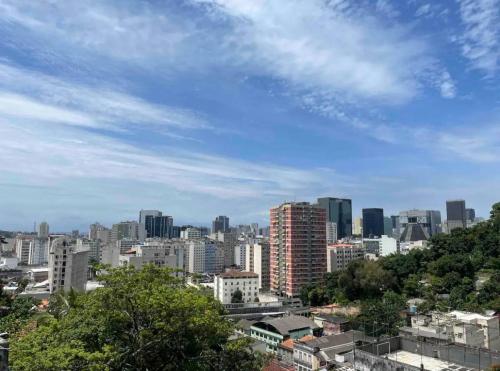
[231,288,244,303]
[358,291,405,337]
[10,265,266,371]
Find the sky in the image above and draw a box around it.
[0,0,499,232]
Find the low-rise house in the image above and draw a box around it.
[250,315,320,353]
[293,330,367,371]
[403,311,500,350]
[313,314,350,335]
[277,335,315,364]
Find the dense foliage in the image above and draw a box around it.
[9,266,267,371]
[301,202,500,317]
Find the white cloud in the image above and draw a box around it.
[0,118,341,201]
[457,0,500,74]
[193,0,446,103]
[376,0,400,18]
[0,62,208,132]
[438,71,457,99]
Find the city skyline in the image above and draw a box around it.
[1,1,500,231]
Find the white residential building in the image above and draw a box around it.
[119,244,184,278]
[234,243,246,268]
[245,242,271,291]
[327,243,364,272]
[410,311,500,351]
[362,235,398,257]
[187,239,223,274]
[48,237,89,293]
[180,227,201,240]
[326,222,338,243]
[15,236,32,264]
[100,243,120,267]
[214,271,259,304]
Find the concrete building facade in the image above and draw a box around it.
[48,237,89,293]
[214,270,259,304]
[270,202,326,297]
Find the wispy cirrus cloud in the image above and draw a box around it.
[194,0,452,103]
[457,0,500,74]
[0,62,208,133]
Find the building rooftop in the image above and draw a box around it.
[297,330,367,350]
[218,270,258,279]
[314,314,349,324]
[252,314,320,336]
[279,335,315,351]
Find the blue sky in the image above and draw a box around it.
[0,0,499,232]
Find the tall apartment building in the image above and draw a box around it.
[212,215,230,233]
[362,208,384,238]
[15,236,32,264]
[234,243,246,268]
[245,241,271,291]
[89,222,106,240]
[180,227,201,239]
[326,243,364,272]
[187,240,223,274]
[446,200,467,231]
[111,221,139,242]
[326,222,337,243]
[270,202,326,298]
[48,237,89,293]
[317,197,352,239]
[209,231,237,267]
[37,221,49,239]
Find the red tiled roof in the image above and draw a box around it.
[218,270,258,278]
[263,359,295,371]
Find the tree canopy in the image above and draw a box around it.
[9,265,267,371]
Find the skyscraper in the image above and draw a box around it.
[212,216,230,233]
[144,214,173,239]
[466,208,476,222]
[270,202,326,298]
[446,200,466,231]
[317,197,352,239]
[362,208,384,238]
[399,210,441,239]
[37,221,49,239]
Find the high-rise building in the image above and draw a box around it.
[37,221,49,239]
[270,202,326,298]
[317,197,352,239]
[326,222,337,243]
[187,240,223,274]
[144,214,173,239]
[245,242,271,291]
[398,210,441,239]
[139,210,162,224]
[212,216,230,233]
[209,231,237,267]
[466,208,476,222]
[48,237,89,293]
[326,243,364,272]
[362,208,384,238]
[180,227,202,239]
[111,221,139,242]
[446,200,466,231]
[89,222,106,240]
[353,217,362,236]
[383,217,393,237]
